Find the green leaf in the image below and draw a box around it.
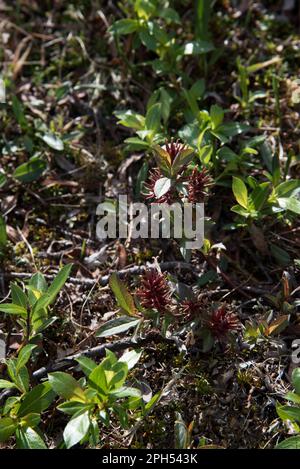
[114,110,145,130]
[144,391,161,413]
[12,95,27,129]
[210,104,224,129]
[276,180,300,197]
[0,303,27,316]
[14,366,30,393]
[13,156,46,183]
[160,88,172,124]
[278,197,300,215]
[88,362,108,396]
[285,392,300,405]
[172,148,194,176]
[135,160,149,199]
[276,436,300,449]
[270,244,291,267]
[63,411,90,449]
[145,103,161,133]
[218,122,249,137]
[154,177,172,199]
[108,361,128,390]
[41,132,64,151]
[27,272,47,307]
[29,272,48,293]
[18,382,56,417]
[292,368,300,395]
[248,90,267,103]
[183,40,214,55]
[159,7,180,23]
[246,57,281,73]
[109,19,140,35]
[0,417,16,442]
[11,283,27,309]
[0,172,7,188]
[251,183,269,211]
[0,379,16,389]
[2,396,19,414]
[217,146,238,163]
[110,386,141,398]
[35,316,58,333]
[105,349,118,365]
[16,426,47,449]
[75,356,97,377]
[182,88,200,118]
[232,176,248,209]
[32,264,72,313]
[124,137,150,150]
[260,141,273,172]
[88,351,123,396]
[190,79,205,101]
[48,372,86,401]
[113,404,128,428]
[152,145,172,175]
[139,29,157,51]
[7,358,29,392]
[277,404,300,422]
[272,154,281,187]
[58,401,92,416]
[0,214,7,248]
[16,344,37,372]
[199,145,213,165]
[211,130,229,144]
[20,413,41,428]
[119,350,142,370]
[174,412,188,449]
[109,273,136,315]
[95,316,141,338]
[46,263,73,298]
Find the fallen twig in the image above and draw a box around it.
[1,261,196,287]
[0,332,180,404]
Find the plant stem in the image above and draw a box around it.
[26,306,31,343]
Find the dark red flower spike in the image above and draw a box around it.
[180,298,204,321]
[187,167,212,203]
[165,139,187,163]
[208,305,240,339]
[137,270,171,312]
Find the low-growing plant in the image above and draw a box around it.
[276,368,300,449]
[0,345,158,449]
[234,57,267,113]
[109,0,215,78]
[174,411,194,449]
[115,91,250,181]
[0,214,7,255]
[0,345,56,448]
[0,264,73,342]
[0,90,68,188]
[231,175,300,225]
[48,349,156,448]
[96,271,240,353]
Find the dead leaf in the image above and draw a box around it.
[12,36,32,80]
[118,154,143,182]
[115,243,127,269]
[41,176,79,188]
[1,195,17,215]
[266,315,290,336]
[6,225,20,243]
[84,246,108,268]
